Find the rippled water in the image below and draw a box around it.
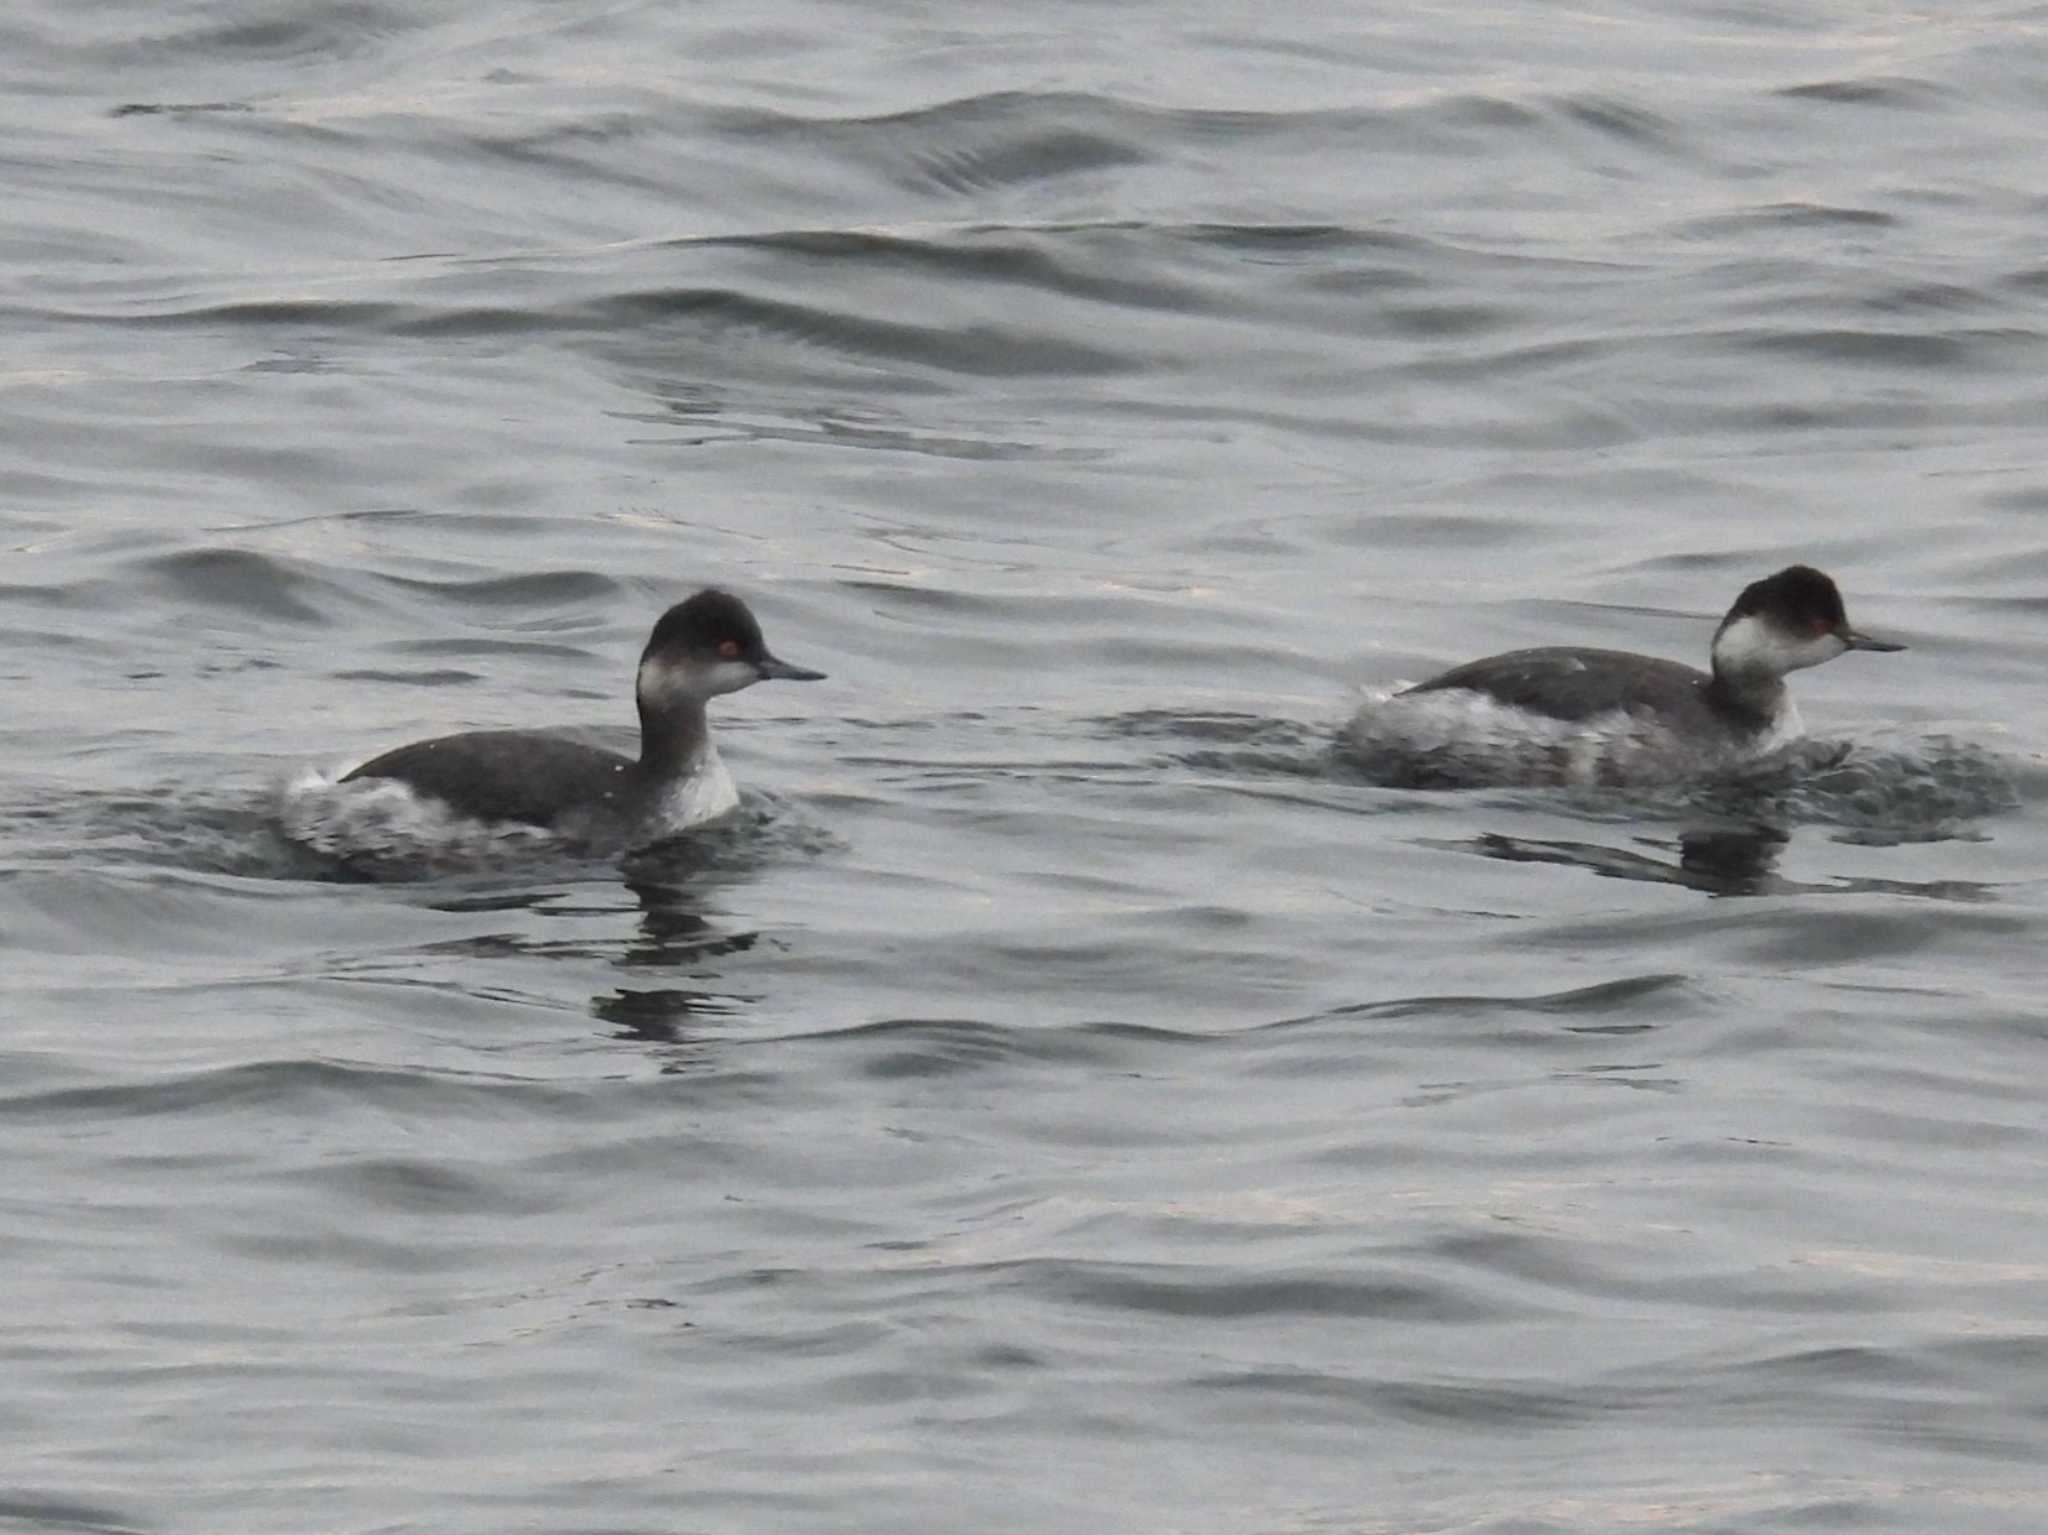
[7,1,2048,1530]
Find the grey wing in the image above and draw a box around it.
[343,731,632,826]
[1402,648,1702,723]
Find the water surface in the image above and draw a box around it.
[5,0,2048,1530]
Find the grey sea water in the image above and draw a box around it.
[5,1,2048,1530]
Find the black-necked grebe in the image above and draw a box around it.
[342,588,822,834]
[1348,565,1904,787]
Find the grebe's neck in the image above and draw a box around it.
[1701,666,1786,728]
[635,693,713,782]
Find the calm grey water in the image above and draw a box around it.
[5,1,2048,1530]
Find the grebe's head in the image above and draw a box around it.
[636,589,825,708]
[1710,564,1903,681]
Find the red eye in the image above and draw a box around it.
[1811,617,1832,635]
[718,639,741,659]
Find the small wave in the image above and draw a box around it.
[131,546,346,625]
[1551,95,1681,150]
[1273,973,1690,1030]
[109,100,254,118]
[791,1014,1199,1076]
[373,568,624,609]
[1088,709,1333,778]
[1674,201,1898,237]
[1045,1260,1507,1323]
[1775,77,1948,109]
[1736,326,2005,370]
[0,1056,570,1123]
[0,1494,148,1535]
[710,91,1160,200]
[580,285,1134,377]
[90,1,418,69]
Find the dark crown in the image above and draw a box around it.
[1725,565,1845,628]
[643,588,764,661]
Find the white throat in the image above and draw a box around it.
[652,740,740,830]
[1710,613,1847,681]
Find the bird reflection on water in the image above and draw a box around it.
[406,871,767,1050]
[1446,821,1997,901]
[594,877,763,1049]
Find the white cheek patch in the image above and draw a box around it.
[636,656,689,704]
[636,656,761,703]
[1712,614,1847,677]
[703,658,761,695]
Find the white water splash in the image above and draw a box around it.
[1343,687,1802,790]
[273,765,565,874]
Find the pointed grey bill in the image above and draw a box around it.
[757,652,826,681]
[1840,627,1905,653]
